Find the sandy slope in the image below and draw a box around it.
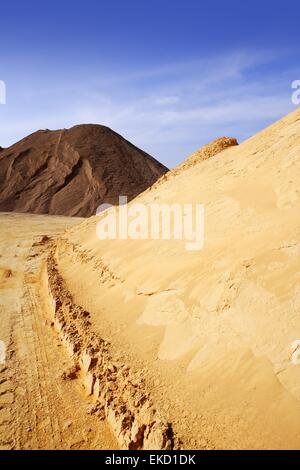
[0,125,167,217]
[0,213,118,449]
[51,109,300,449]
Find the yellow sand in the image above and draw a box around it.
[53,108,300,448]
[0,213,118,449]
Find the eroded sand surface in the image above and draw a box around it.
[51,109,300,449]
[0,125,167,216]
[0,212,117,449]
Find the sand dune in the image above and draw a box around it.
[49,109,300,449]
[0,125,167,217]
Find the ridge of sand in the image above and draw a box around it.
[45,247,178,450]
[0,213,118,449]
[49,108,300,449]
[0,125,168,217]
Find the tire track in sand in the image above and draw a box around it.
[0,214,118,450]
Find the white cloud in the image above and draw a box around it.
[154,96,180,106]
[0,49,298,167]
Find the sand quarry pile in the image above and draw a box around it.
[149,136,238,191]
[1,109,300,450]
[47,109,300,449]
[0,125,167,217]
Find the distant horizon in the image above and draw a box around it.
[0,0,300,167]
[0,108,298,170]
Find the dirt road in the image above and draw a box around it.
[0,212,118,450]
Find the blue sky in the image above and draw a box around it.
[0,0,299,167]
